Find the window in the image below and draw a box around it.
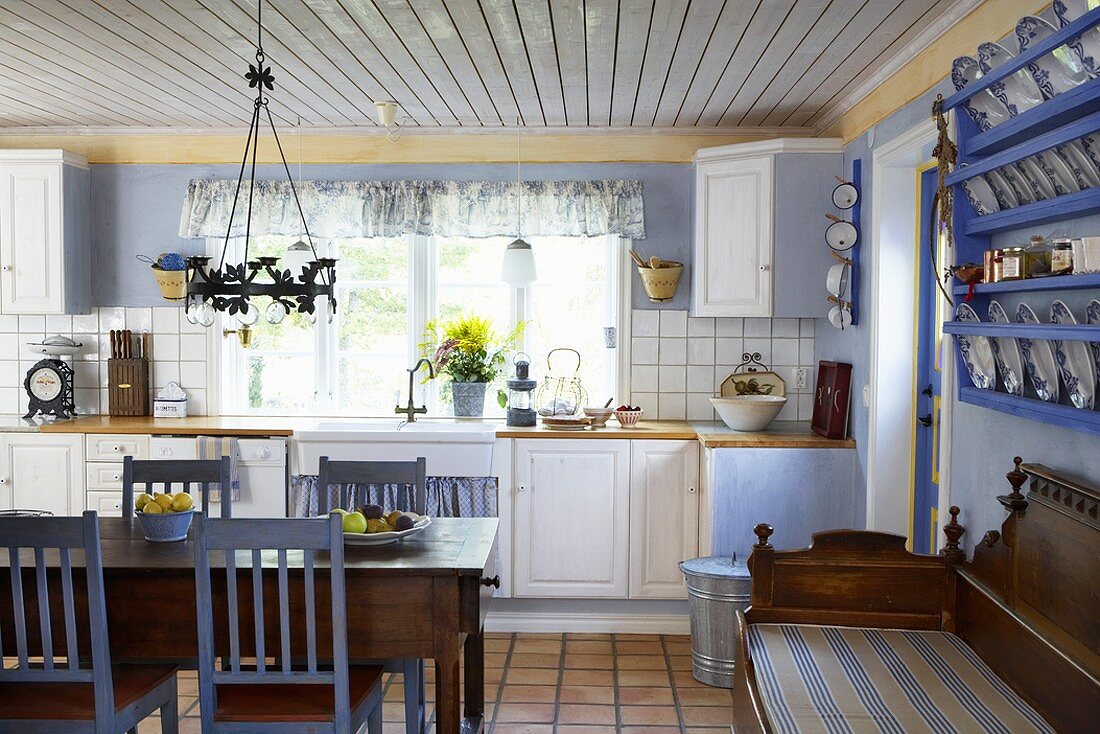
[216,234,627,416]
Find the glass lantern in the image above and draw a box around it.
[506,353,537,427]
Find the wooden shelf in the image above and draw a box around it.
[943,322,1100,340]
[951,273,1100,296]
[957,386,1100,436]
[961,188,1100,235]
[962,81,1100,159]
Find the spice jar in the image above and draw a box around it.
[1001,247,1026,280]
[1052,238,1074,275]
[1025,235,1051,277]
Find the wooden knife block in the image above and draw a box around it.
[108,358,150,416]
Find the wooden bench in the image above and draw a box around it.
[733,458,1100,733]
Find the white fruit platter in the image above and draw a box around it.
[343,515,432,546]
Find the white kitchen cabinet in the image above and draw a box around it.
[628,440,700,599]
[0,150,91,315]
[0,433,84,515]
[512,439,631,597]
[693,139,843,318]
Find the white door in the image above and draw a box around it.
[513,439,630,597]
[0,162,64,314]
[0,434,84,515]
[693,154,774,317]
[629,440,700,598]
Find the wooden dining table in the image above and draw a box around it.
[0,516,499,734]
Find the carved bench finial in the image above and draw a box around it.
[998,456,1029,513]
[754,523,774,549]
[942,506,965,562]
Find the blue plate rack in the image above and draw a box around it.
[940,6,1100,436]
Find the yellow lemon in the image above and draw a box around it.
[169,492,194,512]
[134,493,153,511]
[142,501,165,514]
[154,494,173,511]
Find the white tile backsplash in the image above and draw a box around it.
[631,309,819,420]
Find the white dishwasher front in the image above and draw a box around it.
[148,437,288,518]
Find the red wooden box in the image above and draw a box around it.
[811,361,852,439]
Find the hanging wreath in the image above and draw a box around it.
[931,94,957,252]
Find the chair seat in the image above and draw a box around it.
[0,663,178,720]
[214,664,384,723]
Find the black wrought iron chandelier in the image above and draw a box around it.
[185,0,335,330]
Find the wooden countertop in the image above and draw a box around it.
[37,415,297,436]
[693,421,856,449]
[495,420,697,439]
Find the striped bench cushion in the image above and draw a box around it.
[747,624,1055,734]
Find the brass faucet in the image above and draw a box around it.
[396,358,435,422]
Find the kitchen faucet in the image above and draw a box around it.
[396,358,435,422]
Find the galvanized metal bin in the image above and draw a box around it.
[678,555,751,688]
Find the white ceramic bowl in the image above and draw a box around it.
[710,395,787,432]
[613,408,644,428]
[583,407,614,427]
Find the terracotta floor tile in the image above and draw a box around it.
[617,686,676,706]
[663,640,692,653]
[621,727,683,734]
[683,728,731,734]
[558,685,615,705]
[564,653,614,669]
[668,654,693,671]
[620,705,680,726]
[500,685,558,703]
[672,671,708,688]
[494,703,556,723]
[178,718,203,734]
[617,654,667,670]
[505,668,560,685]
[565,640,614,654]
[556,726,619,734]
[680,706,734,727]
[661,635,690,644]
[486,632,513,640]
[617,670,672,687]
[513,639,562,654]
[485,653,509,667]
[565,633,610,640]
[491,725,554,734]
[509,653,561,668]
[614,634,661,641]
[486,668,505,685]
[516,632,564,640]
[561,669,615,686]
[675,686,734,706]
[615,640,665,654]
[557,704,618,725]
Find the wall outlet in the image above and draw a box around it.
[794,367,809,390]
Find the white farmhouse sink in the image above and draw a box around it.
[292,420,497,477]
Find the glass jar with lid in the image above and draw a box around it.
[1025,235,1051,277]
[1052,238,1074,275]
[1001,247,1026,280]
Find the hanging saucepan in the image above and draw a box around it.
[825,213,858,252]
[832,176,859,210]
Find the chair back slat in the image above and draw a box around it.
[329,514,352,733]
[8,547,28,668]
[303,549,317,674]
[33,548,53,670]
[225,550,241,673]
[252,548,266,674]
[317,456,428,515]
[122,456,233,518]
[278,548,291,673]
[59,547,79,671]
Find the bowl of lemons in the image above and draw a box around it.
[135,491,196,543]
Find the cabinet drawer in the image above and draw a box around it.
[86,434,149,461]
[87,491,123,517]
[149,437,197,460]
[238,439,286,466]
[86,462,124,491]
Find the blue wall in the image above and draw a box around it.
[90,162,693,310]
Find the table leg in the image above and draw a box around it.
[435,650,462,734]
[463,630,485,720]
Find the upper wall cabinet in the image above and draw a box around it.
[0,150,91,315]
[693,139,843,318]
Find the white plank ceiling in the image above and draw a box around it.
[0,0,960,131]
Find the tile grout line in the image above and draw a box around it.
[487,633,518,734]
[610,633,623,733]
[661,635,689,734]
[552,632,566,734]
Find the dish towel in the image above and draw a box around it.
[195,436,241,502]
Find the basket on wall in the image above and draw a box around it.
[152,267,188,300]
[637,261,683,302]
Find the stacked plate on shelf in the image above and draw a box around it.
[951,9,1100,215]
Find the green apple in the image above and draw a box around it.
[342,511,367,534]
[331,508,349,516]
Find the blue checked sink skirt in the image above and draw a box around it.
[291,475,498,519]
[747,624,1055,734]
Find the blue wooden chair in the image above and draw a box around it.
[0,510,179,732]
[122,456,233,518]
[192,512,384,733]
[315,457,427,734]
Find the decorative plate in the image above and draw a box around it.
[1018,157,1059,200]
[1055,140,1100,188]
[720,371,787,398]
[1016,303,1061,403]
[955,303,996,390]
[1086,299,1100,384]
[951,56,1011,131]
[961,175,1000,215]
[1077,133,1100,178]
[1050,300,1096,409]
[1016,16,1093,98]
[988,300,1025,396]
[977,42,1044,115]
[1000,163,1037,204]
[344,515,431,546]
[1034,148,1081,196]
[1053,0,1100,75]
[983,169,1019,209]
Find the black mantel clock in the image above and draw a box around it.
[24,358,76,419]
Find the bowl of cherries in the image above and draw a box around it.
[613,405,644,428]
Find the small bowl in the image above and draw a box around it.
[710,396,786,432]
[136,508,195,543]
[613,408,644,428]
[583,407,614,427]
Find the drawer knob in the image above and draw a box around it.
[0,477,7,485]
[481,575,501,589]
[112,474,121,481]
[111,445,121,453]
[517,484,526,493]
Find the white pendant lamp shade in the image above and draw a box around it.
[283,239,313,278]
[502,238,537,286]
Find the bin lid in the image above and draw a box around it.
[679,555,749,580]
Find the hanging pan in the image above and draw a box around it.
[824,213,858,252]
[832,176,859,210]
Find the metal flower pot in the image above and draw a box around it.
[451,381,488,417]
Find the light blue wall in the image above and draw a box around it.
[90,162,692,310]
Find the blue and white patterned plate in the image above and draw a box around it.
[1054,0,1100,75]
[1050,300,1097,409]
[1034,148,1081,196]
[1018,156,1059,200]
[961,174,1001,215]
[1086,299,1100,385]
[955,303,996,390]
[1016,303,1061,403]
[1017,15,1094,97]
[951,56,1011,131]
[998,164,1036,204]
[1055,140,1100,188]
[983,169,1019,209]
[988,300,1025,396]
[978,42,1045,115]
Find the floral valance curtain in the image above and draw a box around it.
[178,179,645,240]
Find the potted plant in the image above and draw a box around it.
[422,314,522,417]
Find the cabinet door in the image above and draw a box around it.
[513,439,630,597]
[693,155,773,317]
[629,440,700,598]
[0,434,84,515]
[0,163,64,314]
